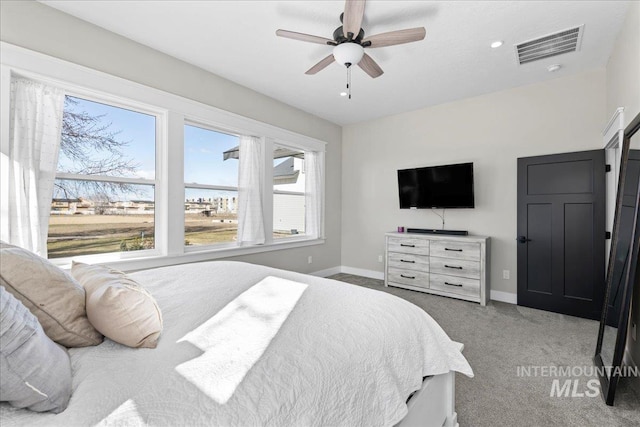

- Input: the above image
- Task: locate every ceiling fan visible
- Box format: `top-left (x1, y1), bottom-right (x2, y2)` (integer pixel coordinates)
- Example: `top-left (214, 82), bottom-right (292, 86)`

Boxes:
top-left (276, 0), bottom-right (426, 97)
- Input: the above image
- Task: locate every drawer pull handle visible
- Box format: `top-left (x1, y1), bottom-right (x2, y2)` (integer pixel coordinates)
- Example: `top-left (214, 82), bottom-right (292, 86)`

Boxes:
top-left (400, 274), bottom-right (415, 279)
top-left (444, 282), bottom-right (463, 287)
top-left (445, 248), bottom-right (463, 252)
top-left (400, 244), bottom-right (415, 248)
top-left (400, 259), bottom-right (415, 263)
top-left (444, 265), bottom-right (463, 269)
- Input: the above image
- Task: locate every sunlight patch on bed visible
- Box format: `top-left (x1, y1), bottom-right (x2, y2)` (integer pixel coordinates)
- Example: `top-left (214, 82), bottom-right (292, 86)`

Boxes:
top-left (176, 276), bottom-right (308, 404)
top-left (100, 399), bottom-right (144, 426)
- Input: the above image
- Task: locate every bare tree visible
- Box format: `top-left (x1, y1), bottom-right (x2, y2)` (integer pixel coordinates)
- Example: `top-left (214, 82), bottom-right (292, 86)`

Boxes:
top-left (54, 96), bottom-right (140, 201)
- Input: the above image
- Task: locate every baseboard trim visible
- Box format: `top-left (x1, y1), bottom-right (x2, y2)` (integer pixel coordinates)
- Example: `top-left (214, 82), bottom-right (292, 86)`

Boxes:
top-left (489, 290), bottom-right (518, 304)
top-left (623, 346), bottom-right (640, 393)
top-left (623, 346), bottom-right (636, 368)
top-left (309, 266), bottom-right (342, 277)
top-left (340, 266), bottom-right (385, 280)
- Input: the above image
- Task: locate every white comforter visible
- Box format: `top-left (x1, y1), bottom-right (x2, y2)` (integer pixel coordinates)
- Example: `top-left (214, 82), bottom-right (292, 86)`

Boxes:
top-left (1, 261), bottom-right (473, 426)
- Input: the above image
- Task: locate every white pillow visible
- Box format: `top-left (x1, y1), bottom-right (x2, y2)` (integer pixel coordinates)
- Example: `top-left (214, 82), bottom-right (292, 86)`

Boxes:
top-left (71, 262), bottom-right (163, 348)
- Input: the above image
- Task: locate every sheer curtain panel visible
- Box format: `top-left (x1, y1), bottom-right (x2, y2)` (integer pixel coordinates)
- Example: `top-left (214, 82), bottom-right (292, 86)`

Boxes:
top-left (8, 78), bottom-right (65, 256)
top-left (237, 135), bottom-right (265, 245)
top-left (305, 151), bottom-right (324, 239)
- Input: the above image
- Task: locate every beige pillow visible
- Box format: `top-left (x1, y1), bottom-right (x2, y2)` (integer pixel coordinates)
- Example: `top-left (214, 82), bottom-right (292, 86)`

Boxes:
top-left (72, 262), bottom-right (163, 348)
top-left (0, 243), bottom-right (103, 347)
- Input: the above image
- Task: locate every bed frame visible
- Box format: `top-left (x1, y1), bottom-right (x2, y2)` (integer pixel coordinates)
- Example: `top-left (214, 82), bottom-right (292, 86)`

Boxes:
top-left (396, 342), bottom-right (463, 427)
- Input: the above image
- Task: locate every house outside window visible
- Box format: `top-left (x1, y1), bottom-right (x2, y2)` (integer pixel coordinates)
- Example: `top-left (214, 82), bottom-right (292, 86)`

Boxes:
top-left (273, 145), bottom-right (306, 239)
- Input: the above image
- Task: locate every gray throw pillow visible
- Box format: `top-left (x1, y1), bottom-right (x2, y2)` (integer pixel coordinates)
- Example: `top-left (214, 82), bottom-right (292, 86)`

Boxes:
top-left (0, 286), bottom-right (72, 413)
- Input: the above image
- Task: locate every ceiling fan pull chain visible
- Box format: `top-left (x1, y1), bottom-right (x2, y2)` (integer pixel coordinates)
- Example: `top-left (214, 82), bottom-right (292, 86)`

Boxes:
top-left (347, 65), bottom-right (352, 99)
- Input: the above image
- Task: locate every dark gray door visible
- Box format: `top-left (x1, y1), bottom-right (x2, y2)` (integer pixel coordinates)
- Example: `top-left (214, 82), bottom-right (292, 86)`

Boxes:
top-left (517, 150), bottom-right (606, 319)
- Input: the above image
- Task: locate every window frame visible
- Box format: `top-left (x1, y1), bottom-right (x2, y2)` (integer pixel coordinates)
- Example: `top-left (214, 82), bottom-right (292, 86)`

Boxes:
top-left (0, 42), bottom-right (326, 271)
top-left (183, 120), bottom-right (240, 252)
top-left (49, 91), bottom-right (165, 261)
top-left (271, 142), bottom-right (309, 242)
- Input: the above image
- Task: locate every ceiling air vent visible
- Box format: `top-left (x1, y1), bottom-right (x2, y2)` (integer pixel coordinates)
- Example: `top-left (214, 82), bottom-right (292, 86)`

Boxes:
top-left (516, 25), bottom-right (583, 65)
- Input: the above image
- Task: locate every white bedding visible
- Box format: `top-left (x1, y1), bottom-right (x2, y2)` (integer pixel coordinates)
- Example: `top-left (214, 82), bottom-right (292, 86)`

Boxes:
top-left (0, 261), bottom-right (473, 426)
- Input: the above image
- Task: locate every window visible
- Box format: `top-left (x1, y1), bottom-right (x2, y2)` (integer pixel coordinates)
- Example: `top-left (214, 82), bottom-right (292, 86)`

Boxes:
top-left (273, 145), bottom-right (305, 239)
top-left (47, 96), bottom-right (157, 258)
top-left (2, 45), bottom-right (326, 270)
top-left (184, 124), bottom-right (239, 247)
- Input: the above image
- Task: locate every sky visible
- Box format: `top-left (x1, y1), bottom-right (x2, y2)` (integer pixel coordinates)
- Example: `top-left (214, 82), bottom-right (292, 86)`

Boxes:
top-left (58, 96), bottom-right (241, 200)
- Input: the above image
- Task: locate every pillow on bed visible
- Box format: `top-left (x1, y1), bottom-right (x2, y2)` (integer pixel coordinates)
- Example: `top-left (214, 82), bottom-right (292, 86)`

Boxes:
top-left (0, 242), bottom-right (103, 348)
top-left (72, 262), bottom-right (163, 348)
top-left (0, 286), bottom-right (72, 413)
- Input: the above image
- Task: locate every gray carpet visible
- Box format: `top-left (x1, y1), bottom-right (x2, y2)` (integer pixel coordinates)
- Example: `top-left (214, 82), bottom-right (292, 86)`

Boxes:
top-left (328, 273), bottom-right (640, 427)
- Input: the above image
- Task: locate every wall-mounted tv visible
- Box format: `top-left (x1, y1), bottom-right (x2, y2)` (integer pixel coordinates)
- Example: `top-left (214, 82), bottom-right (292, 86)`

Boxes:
top-left (397, 162), bottom-right (475, 209)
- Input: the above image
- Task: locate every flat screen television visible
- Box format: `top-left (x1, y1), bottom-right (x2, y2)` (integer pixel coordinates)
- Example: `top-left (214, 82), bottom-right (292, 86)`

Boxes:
top-left (397, 162), bottom-right (475, 209)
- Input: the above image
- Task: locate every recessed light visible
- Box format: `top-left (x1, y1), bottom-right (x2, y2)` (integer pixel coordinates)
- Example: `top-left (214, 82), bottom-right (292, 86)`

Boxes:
top-left (340, 92), bottom-right (348, 97)
top-left (547, 64), bottom-right (562, 72)
top-left (490, 40), bottom-right (503, 48)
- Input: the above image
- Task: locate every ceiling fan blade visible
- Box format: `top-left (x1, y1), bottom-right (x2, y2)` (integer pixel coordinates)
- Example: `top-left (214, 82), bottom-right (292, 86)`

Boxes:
top-left (358, 53), bottom-right (383, 78)
top-left (343, 0), bottom-right (366, 39)
top-left (363, 27), bottom-right (426, 48)
top-left (276, 29), bottom-right (334, 45)
top-left (305, 54), bottom-right (336, 75)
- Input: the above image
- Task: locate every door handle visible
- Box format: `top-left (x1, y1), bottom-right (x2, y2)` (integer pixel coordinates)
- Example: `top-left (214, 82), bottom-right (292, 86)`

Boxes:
top-left (517, 236), bottom-right (531, 244)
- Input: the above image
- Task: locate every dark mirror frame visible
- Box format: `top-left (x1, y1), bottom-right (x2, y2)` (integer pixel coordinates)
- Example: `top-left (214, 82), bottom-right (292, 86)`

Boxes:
top-left (594, 112), bottom-right (640, 405)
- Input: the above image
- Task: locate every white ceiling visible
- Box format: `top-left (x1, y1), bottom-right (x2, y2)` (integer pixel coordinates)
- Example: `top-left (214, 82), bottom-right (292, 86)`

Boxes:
top-left (41, 1), bottom-right (630, 125)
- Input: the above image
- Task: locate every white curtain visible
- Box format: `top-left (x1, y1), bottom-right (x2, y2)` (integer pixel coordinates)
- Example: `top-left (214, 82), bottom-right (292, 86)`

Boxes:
top-left (237, 135), bottom-right (265, 245)
top-left (8, 78), bottom-right (65, 256)
top-left (305, 150), bottom-right (324, 239)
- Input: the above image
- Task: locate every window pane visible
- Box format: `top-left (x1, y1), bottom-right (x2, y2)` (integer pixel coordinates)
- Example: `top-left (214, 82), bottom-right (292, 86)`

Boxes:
top-left (58, 96), bottom-right (156, 179)
top-left (48, 180), bottom-right (155, 258)
top-left (184, 125), bottom-right (239, 186)
top-left (185, 188), bottom-right (237, 246)
top-left (273, 146), bottom-right (305, 239)
top-left (184, 125), bottom-right (239, 247)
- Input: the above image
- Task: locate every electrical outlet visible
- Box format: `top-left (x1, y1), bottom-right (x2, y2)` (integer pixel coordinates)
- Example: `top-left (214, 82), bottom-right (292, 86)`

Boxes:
top-left (632, 322), bottom-right (637, 342)
top-left (378, 255), bottom-right (383, 263)
top-left (307, 256), bottom-right (312, 264)
top-left (502, 270), bottom-right (510, 280)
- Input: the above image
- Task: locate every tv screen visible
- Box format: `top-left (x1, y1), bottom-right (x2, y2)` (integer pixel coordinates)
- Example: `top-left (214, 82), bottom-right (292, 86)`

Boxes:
top-left (398, 162), bottom-right (475, 209)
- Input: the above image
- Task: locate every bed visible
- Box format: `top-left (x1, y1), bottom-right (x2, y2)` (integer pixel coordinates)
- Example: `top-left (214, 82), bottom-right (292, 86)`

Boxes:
top-left (0, 260), bottom-right (473, 426)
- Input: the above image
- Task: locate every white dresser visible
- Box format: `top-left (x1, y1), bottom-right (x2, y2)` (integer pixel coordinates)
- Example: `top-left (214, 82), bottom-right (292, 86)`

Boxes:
top-left (385, 232), bottom-right (490, 305)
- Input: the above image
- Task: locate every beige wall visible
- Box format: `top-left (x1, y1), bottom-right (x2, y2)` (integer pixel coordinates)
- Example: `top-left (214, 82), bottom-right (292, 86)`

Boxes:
top-left (0, 0), bottom-right (342, 274)
top-left (605, 1), bottom-right (640, 371)
top-left (342, 69), bottom-right (606, 297)
top-left (606, 1), bottom-right (640, 128)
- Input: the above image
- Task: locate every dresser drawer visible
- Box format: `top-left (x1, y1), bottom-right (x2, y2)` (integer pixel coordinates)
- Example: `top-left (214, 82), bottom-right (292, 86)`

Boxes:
top-left (430, 241), bottom-right (480, 261)
top-left (388, 237), bottom-right (430, 256)
top-left (430, 256), bottom-right (480, 279)
top-left (387, 267), bottom-right (429, 288)
top-left (430, 273), bottom-right (480, 298)
top-left (388, 252), bottom-right (429, 272)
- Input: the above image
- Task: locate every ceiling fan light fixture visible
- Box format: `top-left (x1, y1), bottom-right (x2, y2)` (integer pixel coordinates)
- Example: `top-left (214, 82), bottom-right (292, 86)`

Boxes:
top-left (333, 42), bottom-right (364, 67)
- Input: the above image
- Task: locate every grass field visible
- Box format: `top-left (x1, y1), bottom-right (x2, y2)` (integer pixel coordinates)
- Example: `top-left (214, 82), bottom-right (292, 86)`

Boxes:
top-left (48, 214), bottom-right (238, 258)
